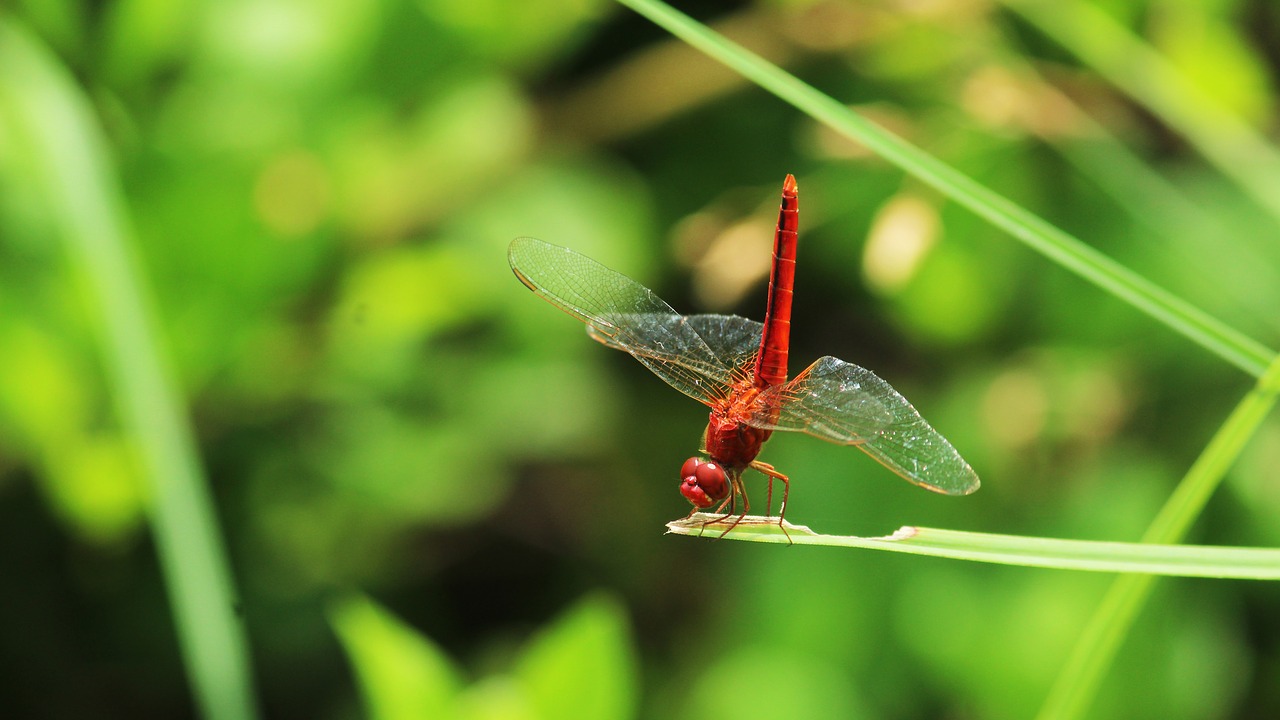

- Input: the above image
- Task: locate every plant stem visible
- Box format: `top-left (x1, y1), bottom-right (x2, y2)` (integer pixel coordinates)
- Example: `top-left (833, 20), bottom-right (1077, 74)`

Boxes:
top-left (1001, 0), bottom-right (1280, 228)
top-left (615, 0), bottom-right (1274, 377)
top-left (1035, 355), bottom-right (1280, 719)
top-left (667, 514), bottom-right (1280, 580)
top-left (0, 19), bottom-right (259, 720)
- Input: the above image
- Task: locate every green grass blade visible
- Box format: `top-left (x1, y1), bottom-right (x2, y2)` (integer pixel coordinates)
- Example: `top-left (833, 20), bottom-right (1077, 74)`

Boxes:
top-left (1035, 354), bottom-right (1280, 719)
top-left (1001, 0), bottom-right (1280, 227)
top-left (667, 515), bottom-right (1280, 580)
top-left (615, 0), bottom-right (1274, 377)
top-left (984, 39), bottom-right (1280, 335)
top-left (0, 19), bottom-right (259, 720)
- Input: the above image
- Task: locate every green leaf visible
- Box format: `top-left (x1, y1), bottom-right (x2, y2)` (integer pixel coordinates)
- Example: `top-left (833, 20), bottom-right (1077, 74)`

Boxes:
top-left (682, 646), bottom-right (869, 720)
top-left (329, 595), bottom-right (462, 720)
top-left (514, 594), bottom-right (638, 720)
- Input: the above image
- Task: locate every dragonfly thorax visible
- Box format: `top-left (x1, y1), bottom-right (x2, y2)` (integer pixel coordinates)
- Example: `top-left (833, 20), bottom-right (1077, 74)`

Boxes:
top-left (702, 411), bottom-right (772, 471)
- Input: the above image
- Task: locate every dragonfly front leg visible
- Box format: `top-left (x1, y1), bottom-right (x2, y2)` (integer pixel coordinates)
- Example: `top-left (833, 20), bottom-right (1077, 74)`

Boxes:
top-left (715, 470), bottom-right (748, 515)
top-left (707, 472), bottom-right (750, 538)
top-left (688, 489), bottom-right (732, 531)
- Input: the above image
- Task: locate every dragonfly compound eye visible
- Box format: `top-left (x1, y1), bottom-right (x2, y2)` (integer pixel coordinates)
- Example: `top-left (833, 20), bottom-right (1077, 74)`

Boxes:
top-left (679, 458), bottom-right (729, 508)
top-left (680, 456), bottom-right (700, 480)
top-left (694, 461), bottom-right (729, 501)
top-left (680, 476), bottom-right (715, 508)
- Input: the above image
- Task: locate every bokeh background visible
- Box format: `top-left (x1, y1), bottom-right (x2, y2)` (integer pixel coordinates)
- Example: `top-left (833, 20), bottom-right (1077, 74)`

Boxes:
top-left (2, 0), bottom-right (1279, 718)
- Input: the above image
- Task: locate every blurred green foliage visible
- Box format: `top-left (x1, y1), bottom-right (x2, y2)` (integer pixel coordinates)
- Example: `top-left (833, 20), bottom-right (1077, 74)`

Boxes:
top-left (1, 0), bottom-right (1279, 718)
top-left (331, 593), bottom-right (636, 720)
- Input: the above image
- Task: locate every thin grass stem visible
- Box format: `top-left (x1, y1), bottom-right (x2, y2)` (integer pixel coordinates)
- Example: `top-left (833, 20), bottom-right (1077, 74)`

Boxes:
top-left (1035, 355), bottom-right (1280, 719)
top-left (0, 19), bottom-right (258, 720)
top-left (615, 0), bottom-right (1274, 377)
top-left (668, 513), bottom-right (1280, 580)
top-left (1000, 0), bottom-right (1280, 228)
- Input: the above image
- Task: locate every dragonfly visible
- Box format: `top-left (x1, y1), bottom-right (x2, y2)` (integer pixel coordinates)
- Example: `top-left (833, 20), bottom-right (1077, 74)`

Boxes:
top-left (508, 175), bottom-right (978, 534)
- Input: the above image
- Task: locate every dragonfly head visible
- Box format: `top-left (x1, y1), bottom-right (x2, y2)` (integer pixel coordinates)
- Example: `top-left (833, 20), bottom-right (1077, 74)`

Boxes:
top-left (679, 457), bottom-right (729, 509)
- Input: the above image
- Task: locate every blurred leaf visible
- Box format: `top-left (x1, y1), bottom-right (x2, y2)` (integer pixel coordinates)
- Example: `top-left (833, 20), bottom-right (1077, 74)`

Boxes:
top-left (419, 0), bottom-right (608, 67)
top-left (330, 75), bottom-right (534, 238)
top-left (197, 0), bottom-right (384, 93)
top-left (892, 237), bottom-right (998, 345)
top-left (43, 434), bottom-right (144, 543)
top-left (1229, 417), bottom-right (1280, 545)
top-left (457, 677), bottom-right (535, 720)
top-left (319, 403), bottom-right (502, 525)
top-left (330, 594), bottom-right (462, 720)
top-left (1152, 3), bottom-right (1271, 124)
top-left (331, 594), bottom-right (636, 720)
top-left (0, 312), bottom-right (147, 543)
top-left (899, 567), bottom-right (1098, 718)
top-left (11, 0), bottom-right (80, 55)
top-left (328, 243), bottom-right (488, 382)
top-left (683, 645), bottom-right (867, 720)
top-left (514, 594), bottom-right (638, 720)
top-left (862, 15), bottom-right (972, 81)
top-left (464, 357), bottom-right (617, 458)
top-left (101, 0), bottom-right (199, 86)
top-left (0, 318), bottom-right (91, 446)
top-left (449, 160), bottom-right (655, 277)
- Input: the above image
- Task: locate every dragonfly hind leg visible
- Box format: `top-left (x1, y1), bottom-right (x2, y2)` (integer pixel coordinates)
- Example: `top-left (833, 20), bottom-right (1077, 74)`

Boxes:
top-left (749, 460), bottom-right (792, 542)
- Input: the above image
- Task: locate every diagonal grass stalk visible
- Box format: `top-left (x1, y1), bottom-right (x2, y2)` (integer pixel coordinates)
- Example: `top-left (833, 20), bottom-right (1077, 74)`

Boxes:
top-left (1035, 355), bottom-right (1280, 719)
top-left (0, 19), bottom-right (259, 720)
top-left (980, 29), bottom-right (1280, 335)
top-left (615, 0), bottom-right (1274, 378)
top-left (1000, 0), bottom-right (1280, 229)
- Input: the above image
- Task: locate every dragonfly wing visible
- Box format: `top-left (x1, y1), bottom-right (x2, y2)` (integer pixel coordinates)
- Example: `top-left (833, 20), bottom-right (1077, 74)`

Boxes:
top-left (588, 313), bottom-right (763, 389)
top-left (509, 237), bottom-right (736, 405)
top-left (755, 356), bottom-right (979, 495)
top-left (684, 315), bottom-right (763, 371)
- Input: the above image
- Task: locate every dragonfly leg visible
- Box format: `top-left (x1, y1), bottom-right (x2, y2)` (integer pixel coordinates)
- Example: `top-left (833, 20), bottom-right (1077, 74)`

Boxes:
top-left (697, 491), bottom-right (734, 538)
top-left (748, 461), bottom-right (791, 518)
top-left (713, 490), bottom-right (735, 516)
top-left (699, 471), bottom-right (750, 539)
top-left (749, 461), bottom-right (791, 543)
top-left (712, 473), bottom-right (750, 538)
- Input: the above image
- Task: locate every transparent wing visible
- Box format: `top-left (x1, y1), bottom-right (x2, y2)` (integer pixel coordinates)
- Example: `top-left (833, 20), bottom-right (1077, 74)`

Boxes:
top-left (684, 315), bottom-right (763, 370)
top-left (509, 237), bottom-right (741, 405)
top-left (753, 356), bottom-right (979, 495)
top-left (587, 314), bottom-right (763, 382)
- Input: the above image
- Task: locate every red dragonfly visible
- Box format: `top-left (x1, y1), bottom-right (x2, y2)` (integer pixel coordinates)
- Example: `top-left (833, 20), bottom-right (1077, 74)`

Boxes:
top-left (509, 175), bottom-right (978, 532)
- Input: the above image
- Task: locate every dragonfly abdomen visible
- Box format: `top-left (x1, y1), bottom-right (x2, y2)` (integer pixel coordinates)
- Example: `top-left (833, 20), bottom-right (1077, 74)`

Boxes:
top-left (754, 174), bottom-right (798, 390)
